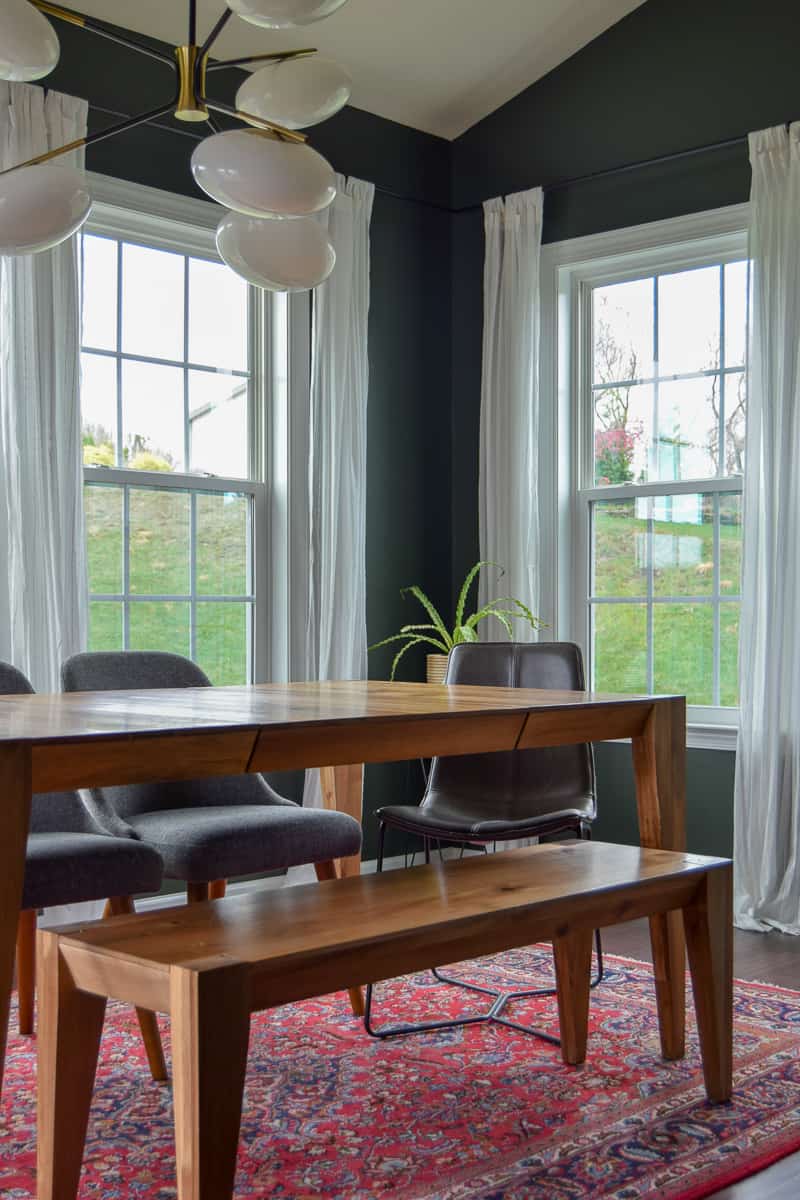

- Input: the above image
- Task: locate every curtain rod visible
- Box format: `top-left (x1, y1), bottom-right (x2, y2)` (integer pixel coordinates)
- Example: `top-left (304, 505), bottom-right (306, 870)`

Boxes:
top-left (375, 130), bottom-right (752, 215)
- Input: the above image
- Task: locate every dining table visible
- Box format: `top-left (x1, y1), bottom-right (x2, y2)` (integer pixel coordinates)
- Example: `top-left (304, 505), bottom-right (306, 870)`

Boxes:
top-left (0, 678), bottom-right (686, 1094)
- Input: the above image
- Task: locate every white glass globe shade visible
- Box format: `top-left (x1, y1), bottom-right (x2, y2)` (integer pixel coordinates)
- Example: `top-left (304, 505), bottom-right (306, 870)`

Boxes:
top-left (191, 130), bottom-right (336, 218)
top-left (0, 163), bottom-right (91, 254)
top-left (226, 0), bottom-right (350, 29)
top-left (0, 0), bottom-right (60, 82)
top-left (217, 210), bottom-right (335, 292)
top-left (236, 57), bottom-right (351, 130)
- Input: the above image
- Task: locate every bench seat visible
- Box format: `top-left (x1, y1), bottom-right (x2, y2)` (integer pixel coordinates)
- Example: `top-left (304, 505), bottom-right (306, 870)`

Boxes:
top-left (37, 840), bottom-right (733, 1200)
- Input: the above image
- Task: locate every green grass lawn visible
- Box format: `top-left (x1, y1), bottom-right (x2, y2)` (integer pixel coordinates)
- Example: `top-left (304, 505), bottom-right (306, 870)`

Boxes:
top-left (85, 486), bottom-right (740, 704)
top-left (85, 482), bottom-right (251, 685)
top-left (592, 507), bottom-right (740, 705)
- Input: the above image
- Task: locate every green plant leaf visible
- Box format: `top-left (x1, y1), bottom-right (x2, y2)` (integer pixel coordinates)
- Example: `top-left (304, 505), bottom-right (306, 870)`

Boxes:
top-left (454, 560), bottom-right (502, 630)
top-left (389, 637), bottom-right (426, 681)
top-left (369, 631), bottom-right (449, 655)
top-left (491, 596), bottom-right (546, 631)
top-left (454, 623), bottom-right (478, 643)
top-left (401, 585), bottom-right (452, 649)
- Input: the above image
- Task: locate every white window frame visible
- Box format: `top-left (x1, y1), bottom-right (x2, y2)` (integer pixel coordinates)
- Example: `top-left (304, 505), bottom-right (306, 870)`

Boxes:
top-left (539, 203), bottom-right (749, 750)
top-left (81, 172), bottom-right (297, 684)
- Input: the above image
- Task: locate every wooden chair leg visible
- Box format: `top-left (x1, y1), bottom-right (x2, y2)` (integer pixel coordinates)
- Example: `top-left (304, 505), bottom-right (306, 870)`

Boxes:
top-left (314, 860), bottom-right (365, 1016)
top-left (683, 867), bottom-right (733, 1103)
top-left (37, 929), bottom-right (107, 1200)
top-left (208, 880), bottom-right (227, 900)
top-left (105, 896), bottom-right (168, 1083)
top-left (552, 927), bottom-right (594, 1065)
top-left (170, 964), bottom-right (250, 1200)
top-left (187, 882), bottom-right (210, 904)
top-left (16, 908), bottom-right (36, 1035)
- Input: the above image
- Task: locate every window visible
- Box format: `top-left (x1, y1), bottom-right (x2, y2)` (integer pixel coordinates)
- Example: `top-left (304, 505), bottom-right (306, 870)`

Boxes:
top-left (543, 208), bottom-right (750, 739)
top-left (79, 194), bottom-right (283, 685)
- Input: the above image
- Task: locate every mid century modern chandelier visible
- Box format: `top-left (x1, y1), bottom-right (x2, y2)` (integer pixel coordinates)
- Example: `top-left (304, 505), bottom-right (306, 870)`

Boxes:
top-left (0, 0), bottom-right (354, 290)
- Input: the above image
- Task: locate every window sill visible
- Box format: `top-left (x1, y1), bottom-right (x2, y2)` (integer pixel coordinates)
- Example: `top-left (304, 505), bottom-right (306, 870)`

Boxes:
top-left (609, 723), bottom-right (738, 752)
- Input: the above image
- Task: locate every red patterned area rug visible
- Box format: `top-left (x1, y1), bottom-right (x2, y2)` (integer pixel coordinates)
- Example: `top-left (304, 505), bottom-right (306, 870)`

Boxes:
top-left (3, 948), bottom-right (800, 1199)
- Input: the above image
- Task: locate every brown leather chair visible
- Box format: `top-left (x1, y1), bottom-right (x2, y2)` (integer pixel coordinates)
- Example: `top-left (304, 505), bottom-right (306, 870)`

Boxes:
top-left (365, 641), bottom-right (603, 1041)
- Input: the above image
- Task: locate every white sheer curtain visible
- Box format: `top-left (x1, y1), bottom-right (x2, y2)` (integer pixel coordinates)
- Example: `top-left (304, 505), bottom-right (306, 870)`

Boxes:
top-left (0, 82), bottom-right (88, 693)
top-left (734, 123), bottom-right (800, 934)
top-left (479, 187), bottom-right (543, 629)
top-left (298, 176), bottom-right (374, 814)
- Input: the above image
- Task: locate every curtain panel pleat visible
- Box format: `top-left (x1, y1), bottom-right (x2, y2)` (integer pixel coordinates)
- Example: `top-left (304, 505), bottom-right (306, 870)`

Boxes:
top-left (479, 188), bottom-right (543, 632)
top-left (0, 82), bottom-right (88, 693)
top-left (734, 123), bottom-right (800, 934)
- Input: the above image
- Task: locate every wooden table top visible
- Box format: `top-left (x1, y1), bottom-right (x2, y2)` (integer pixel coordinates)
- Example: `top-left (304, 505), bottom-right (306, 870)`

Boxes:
top-left (0, 679), bottom-right (674, 746)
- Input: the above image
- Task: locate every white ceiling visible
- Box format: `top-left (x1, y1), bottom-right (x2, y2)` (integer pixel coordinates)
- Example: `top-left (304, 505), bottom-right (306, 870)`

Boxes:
top-left (66, 0), bottom-right (646, 140)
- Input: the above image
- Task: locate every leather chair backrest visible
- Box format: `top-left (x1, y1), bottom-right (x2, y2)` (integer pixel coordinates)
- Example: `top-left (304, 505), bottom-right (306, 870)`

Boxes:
top-left (423, 642), bottom-right (597, 826)
top-left (0, 661), bottom-right (95, 834)
top-left (60, 651), bottom-right (284, 821)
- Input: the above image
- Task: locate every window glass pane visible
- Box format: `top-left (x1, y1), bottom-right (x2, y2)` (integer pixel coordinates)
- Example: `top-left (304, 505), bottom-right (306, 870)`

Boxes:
top-left (724, 261), bottom-right (748, 368)
top-left (122, 360), bottom-right (184, 471)
top-left (592, 603), bottom-right (648, 693)
top-left (719, 494), bottom-right (742, 595)
top-left (658, 266), bottom-right (720, 376)
top-left (652, 494), bottom-right (713, 597)
top-left (188, 258), bottom-right (247, 371)
top-left (121, 242), bottom-right (184, 362)
top-left (196, 602), bottom-right (248, 685)
top-left (85, 484), bottom-right (123, 594)
top-left (724, 371), bottom-right (746, 476)
top-left (593, 383), bottom-right (651, 485)
top-left (593, 278), bottom-right (653, 384)
top-left (129, 601), bottom-right (190, 656)
top-left (592, 499), bottom-right (647, 598)
top-left (88, 601), bottom-right (123, 652)
top-left (656, 377), bottom-right (719, 480)
top-left (653, 603), bottom-right (713, 705)
top-left (197, 492), bottom-right (248, 596)
top-left (129, 488), bottom-right (190, 595)
top-left (189, 371), bottom-right (248, 477)
top-left (720, 602), bottom-right (740, 706)
top-left (81, 352), bottom-right (118, 467)
top-left (82, 234), bottom-right (117, 351)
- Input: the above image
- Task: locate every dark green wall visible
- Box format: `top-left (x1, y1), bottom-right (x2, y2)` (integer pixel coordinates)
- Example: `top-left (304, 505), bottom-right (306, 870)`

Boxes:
top-left (448, 0), bottom-right (800, 857)
top-left (47, 20), bottom-right (453, 858)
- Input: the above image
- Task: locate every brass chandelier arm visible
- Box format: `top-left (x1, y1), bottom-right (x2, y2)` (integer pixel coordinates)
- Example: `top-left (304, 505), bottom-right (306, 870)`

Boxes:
top-left (0, 99), bottom-right (178, 176)
top-left (30, 0), bottom-right (176, 66)
top-left (205, 98), bottom-right (308, 143)
top-left (206, 48), bottom-right (317, 72)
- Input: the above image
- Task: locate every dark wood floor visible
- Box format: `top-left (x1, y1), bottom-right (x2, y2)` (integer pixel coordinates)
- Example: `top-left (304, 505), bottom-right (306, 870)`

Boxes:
top-left (603, 920), bottom-right (800, 1199)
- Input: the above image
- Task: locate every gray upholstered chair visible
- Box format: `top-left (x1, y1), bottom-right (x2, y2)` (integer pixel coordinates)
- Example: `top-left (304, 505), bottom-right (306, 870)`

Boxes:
top-left (365, 641), bottom-right (603, 1040)
top-left (60, 652), bottom-right (362, 905)
top-left (0, 662), bottom-right (167, 1081)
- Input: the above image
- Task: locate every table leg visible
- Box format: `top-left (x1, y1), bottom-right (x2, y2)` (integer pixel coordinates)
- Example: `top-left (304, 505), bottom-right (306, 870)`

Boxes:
top-left (170, 964), bottom-right (250, 1200)
top-left (683, 866), bottom-right (733, 1103)
top-left (37, 930), bottom-right (107, 1200)
top-left (0, 742), bottom-right (32, 1098)
top-left (320, 762), bottom-right (364, 878)
top-left (632, 697), bottom-right (687, 1060)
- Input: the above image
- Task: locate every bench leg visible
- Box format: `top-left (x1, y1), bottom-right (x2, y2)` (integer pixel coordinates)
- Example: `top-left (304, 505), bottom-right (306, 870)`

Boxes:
top-left (683, 867), bottom-right (733, 1103)
top-left (106, 896), bottom-right (168, 1083)
top-left (170, 964), bottom-right (251, 1200)
top-left (37, 930), bottom-right (107, 1200)
top-left (648, 911), bottom-right (687, 1060)
top-left (552, 928), bottom-right (594, 1065)
top-left (314, 859), bottom-right (365, 1017)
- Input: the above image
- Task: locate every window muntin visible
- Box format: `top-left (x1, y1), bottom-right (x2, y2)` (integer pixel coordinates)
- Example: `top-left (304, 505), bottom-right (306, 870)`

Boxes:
top-left (581, 256), bottom-right (747, 711)
top-left (80, 223), bottom-right (270, 685)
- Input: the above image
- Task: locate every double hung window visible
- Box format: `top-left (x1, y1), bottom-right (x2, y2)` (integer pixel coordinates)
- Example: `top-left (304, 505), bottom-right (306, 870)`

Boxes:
top-left (79, 193), bottom-right (287, 684)
top-left (554, 215), bottom-right (750, 732)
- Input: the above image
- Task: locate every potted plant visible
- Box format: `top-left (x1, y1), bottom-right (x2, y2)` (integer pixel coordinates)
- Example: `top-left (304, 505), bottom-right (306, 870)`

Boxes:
top-left (370, 561), bottom-right (545, 683)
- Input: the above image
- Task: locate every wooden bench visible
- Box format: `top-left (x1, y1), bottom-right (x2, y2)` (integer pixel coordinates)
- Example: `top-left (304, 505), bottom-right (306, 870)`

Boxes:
top-left (37, 840), bottom-right (733, 1200)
